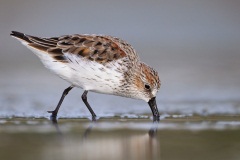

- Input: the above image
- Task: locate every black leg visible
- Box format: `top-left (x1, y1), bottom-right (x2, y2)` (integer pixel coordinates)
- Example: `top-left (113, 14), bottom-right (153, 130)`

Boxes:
top-left (81, 90), bottom-right (97, 121)
top-left (48, 86), bottom-right (74, 119)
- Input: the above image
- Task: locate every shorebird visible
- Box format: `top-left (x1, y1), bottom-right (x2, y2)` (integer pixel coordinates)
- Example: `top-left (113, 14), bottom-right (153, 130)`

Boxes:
top-left (11, 31), bottom-right (161, 121)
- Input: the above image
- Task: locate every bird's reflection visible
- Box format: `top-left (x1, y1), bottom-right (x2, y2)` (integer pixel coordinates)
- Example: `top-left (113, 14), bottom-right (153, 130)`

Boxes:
top-left (50, 118), bottom-right (96, 139)
top-left (48, 118), bottom-right (160, 160)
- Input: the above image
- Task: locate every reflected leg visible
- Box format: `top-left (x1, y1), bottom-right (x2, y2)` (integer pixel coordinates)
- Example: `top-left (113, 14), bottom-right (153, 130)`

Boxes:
top-left (149, 121), bottom-right (158, 138)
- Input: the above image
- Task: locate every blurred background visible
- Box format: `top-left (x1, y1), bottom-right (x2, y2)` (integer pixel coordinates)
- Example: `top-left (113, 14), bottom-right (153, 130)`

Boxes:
top-left (0, 0), bottom-right (240, 117)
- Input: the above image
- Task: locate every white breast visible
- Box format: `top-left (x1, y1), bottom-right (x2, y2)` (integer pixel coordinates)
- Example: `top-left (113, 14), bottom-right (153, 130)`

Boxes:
top-left (65, 54), bottom-right (124, 94)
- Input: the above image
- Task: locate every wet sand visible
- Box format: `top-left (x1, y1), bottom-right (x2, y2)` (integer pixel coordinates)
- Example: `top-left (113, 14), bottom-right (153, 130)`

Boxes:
top-left (0, 117), bottom-right (240, 160)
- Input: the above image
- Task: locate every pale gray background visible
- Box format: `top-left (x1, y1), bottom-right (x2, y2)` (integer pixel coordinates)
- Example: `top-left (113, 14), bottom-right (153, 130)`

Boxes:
top-left (0, 0), bottom-right (240, 117)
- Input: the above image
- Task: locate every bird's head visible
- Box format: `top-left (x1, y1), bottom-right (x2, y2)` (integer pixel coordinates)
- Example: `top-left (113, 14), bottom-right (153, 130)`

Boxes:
top-left (130, 63), bottom-right (161, 120)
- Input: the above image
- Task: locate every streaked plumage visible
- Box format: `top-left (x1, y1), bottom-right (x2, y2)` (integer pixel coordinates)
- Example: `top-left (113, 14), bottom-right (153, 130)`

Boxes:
top-left (11, 31), bottom-right (161, 121)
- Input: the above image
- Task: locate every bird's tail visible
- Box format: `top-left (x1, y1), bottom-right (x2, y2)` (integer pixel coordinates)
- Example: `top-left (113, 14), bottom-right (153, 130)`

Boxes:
top-left (10, 31), bottom-right (32, 43)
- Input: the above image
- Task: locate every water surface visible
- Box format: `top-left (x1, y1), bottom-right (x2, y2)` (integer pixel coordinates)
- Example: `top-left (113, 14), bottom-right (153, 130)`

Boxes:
top-left (0, 117), bottom-right (240, 160)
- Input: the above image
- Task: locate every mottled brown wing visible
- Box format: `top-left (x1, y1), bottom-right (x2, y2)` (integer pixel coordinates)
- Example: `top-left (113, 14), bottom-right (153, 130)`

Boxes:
top-left (11, 31), bottom-right (139, 64)
top-left (23, 33), bottom-right (137, 64)
top-left (56, 35), bottom-right (129, 64)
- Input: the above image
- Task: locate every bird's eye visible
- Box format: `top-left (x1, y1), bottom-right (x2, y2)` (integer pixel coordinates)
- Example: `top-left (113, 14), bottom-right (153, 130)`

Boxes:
top-left (145, 84), bottom-right (151, 90)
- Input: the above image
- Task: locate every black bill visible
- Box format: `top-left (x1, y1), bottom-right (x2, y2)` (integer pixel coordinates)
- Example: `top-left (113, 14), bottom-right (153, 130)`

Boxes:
top-left (148, 97), bottom-right (160, 121)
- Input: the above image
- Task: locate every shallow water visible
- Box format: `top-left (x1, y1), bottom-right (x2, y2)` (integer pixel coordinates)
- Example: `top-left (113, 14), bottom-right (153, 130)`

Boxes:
top-left (0, 117), bottom-right (240, 160)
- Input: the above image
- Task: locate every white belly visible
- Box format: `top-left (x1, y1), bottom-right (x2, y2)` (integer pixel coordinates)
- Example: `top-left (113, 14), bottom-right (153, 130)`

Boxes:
top-left (28, 47), bottom-right (123, 95)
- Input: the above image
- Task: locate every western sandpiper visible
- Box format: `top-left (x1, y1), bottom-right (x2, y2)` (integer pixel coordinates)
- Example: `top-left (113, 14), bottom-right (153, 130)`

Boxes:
top-left (11, 31), bottom-right (161, 121)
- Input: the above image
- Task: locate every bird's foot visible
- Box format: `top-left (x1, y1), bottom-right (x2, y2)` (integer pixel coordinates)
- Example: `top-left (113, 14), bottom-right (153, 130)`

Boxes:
top-left (153, 115), bottom-right (160, 122)
top-left (47, 110), bottom-right (58, 122)
top-left (91, 116), bottom-right (97, 122)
